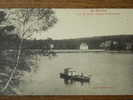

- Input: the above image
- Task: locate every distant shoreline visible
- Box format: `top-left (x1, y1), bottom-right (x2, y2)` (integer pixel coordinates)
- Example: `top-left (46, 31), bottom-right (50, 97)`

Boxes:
top-left (52, 49), bottom-right (104, 53)
top-left (4, 49), bottom-right (133, 54)
top-left (52, 49), bottom-right (133, 54)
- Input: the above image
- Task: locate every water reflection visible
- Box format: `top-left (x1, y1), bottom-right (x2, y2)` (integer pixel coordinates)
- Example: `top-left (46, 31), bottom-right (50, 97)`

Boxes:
top-left (48, 54), bottom-right (57, 59)
top-left (19, 53), bottom-right (133, 95)
top-left (62, 78), bottom-right (90, 86)
top-left (64, 79), bottom-right (74, 85)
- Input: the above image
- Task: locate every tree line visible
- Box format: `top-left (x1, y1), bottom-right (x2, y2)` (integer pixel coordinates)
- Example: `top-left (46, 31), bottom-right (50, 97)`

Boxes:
top-left (1, 34), bottom-right (133, 51)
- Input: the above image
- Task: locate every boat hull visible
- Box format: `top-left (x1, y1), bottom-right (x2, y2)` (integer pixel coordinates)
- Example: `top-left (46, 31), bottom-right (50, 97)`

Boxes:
top-left (60, 73), bottom-right (90, 82)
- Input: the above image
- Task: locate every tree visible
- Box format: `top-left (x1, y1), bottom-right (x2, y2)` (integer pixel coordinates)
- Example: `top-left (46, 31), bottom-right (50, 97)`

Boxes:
top-left (1, 8), bottom-right (57, 92)
top-left (0, 11), bottom-right (15, 40)
top-left (0, 11), bottom-right (19, 94)
top-left (0, 11), bottom-right (6, 24)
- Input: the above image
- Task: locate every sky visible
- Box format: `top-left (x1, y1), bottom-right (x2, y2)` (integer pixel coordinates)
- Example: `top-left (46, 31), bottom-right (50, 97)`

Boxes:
top-left (33, 9), bottom-right (133, 40)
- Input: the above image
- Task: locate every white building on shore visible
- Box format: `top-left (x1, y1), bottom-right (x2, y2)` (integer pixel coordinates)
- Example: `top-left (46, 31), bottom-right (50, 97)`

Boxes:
top-left (80, 43), bottom-right (88, 50)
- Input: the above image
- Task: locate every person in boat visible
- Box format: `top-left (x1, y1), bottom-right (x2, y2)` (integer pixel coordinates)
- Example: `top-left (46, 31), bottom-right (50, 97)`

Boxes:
top-left (64, 68), bottom-right (77, 77)
top-left (64, 68), bottom-right (72, 75)
top-left (69, 71), bottom-right (76, 76)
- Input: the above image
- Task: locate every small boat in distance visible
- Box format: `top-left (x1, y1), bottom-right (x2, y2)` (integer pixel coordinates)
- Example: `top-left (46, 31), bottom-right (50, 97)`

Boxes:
top-left (60, 68), bottom-right (91, 82)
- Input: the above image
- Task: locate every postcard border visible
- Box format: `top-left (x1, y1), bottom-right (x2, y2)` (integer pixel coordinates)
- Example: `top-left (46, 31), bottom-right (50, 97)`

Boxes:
top-left (0, 0), bottom-right (133, 100)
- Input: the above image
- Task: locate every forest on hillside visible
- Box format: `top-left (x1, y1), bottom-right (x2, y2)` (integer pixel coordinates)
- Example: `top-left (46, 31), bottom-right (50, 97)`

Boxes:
top-left (2, 34), bottom-right (133, 51)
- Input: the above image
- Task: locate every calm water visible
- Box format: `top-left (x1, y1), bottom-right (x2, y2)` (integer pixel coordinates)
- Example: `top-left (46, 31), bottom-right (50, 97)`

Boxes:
top-left (18, 52), bottom-right (133, 95)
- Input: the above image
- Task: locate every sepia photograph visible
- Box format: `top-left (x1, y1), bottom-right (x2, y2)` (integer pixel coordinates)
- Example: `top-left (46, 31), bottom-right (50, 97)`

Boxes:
top-left (0, 8), bottom-right (133, 95)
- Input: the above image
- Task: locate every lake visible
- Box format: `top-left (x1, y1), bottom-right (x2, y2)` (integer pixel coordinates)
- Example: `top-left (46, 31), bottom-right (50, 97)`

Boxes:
top-left (18, 52), bottom-right (133, 95)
